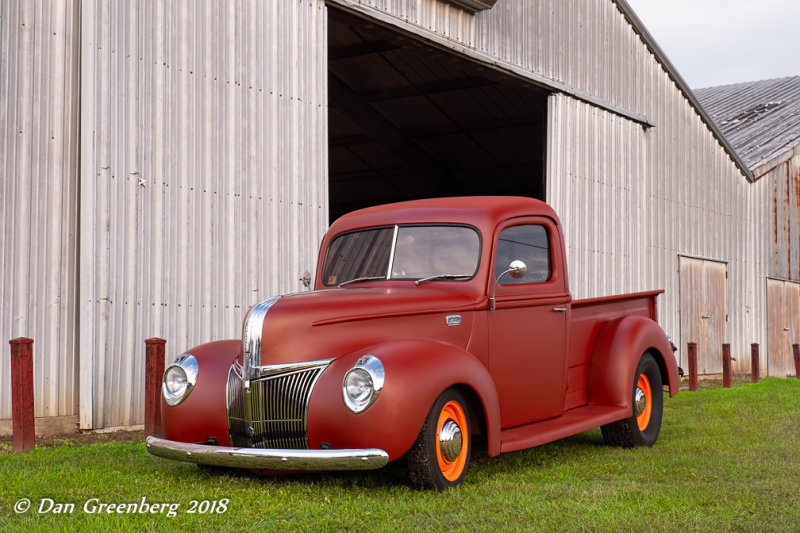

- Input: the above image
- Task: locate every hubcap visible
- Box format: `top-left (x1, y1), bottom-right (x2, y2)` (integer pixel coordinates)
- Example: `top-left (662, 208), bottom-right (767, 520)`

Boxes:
top-left (634, 387), bottom-right (647, 416)
top-left (439, 419), bottom-right (463, 462)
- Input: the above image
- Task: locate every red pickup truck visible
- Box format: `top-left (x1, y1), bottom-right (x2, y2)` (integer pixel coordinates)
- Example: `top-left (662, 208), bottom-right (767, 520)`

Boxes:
top-left (147, 196), bottom-right (680, 489)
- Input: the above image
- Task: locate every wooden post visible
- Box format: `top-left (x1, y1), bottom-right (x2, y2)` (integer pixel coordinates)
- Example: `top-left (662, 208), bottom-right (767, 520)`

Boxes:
top-left (688, 342), bottom-right (698, 391)
top-left (145, 338), bottom-right (166, 437)
top-left (750, 343), bottom-right (759, 384)
top-left (10, 338), bottom-right (35, 452)
top-left (793, 344), bottom-right (800, 380)
top-left (722, 343), bottom-right (732, 388)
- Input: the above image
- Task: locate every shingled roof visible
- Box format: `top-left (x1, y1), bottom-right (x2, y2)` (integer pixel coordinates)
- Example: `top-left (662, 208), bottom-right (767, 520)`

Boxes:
top-left (695, 76), bottom-right (800, 174)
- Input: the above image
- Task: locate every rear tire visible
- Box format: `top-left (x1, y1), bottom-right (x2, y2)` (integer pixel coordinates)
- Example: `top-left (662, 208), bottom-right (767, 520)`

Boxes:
top-left (601, 352), bottom-right (663, 448)
top-left (407, 389), bottom-right (471, 490)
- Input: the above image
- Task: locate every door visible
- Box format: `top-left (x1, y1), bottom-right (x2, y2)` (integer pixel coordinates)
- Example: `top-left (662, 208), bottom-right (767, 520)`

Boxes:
top-left (767, 279), bottom-right (800, 376)
top-left (488, 218), bottom-right (569, 428)
top-left (679, 257), bottom-right (728, 374)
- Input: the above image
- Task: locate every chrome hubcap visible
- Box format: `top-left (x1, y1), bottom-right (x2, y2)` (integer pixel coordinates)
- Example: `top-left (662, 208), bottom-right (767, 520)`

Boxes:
top-left (634, 387), bottom-right (647, 416)
top-left (439, 419), bottom-right (463, 462)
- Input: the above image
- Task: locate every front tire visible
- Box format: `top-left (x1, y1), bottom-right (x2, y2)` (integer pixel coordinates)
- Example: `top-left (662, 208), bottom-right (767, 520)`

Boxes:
top-left (601, 352), bottom-right (663, 448)
top-left (407, 389), bottom-right (472, 490)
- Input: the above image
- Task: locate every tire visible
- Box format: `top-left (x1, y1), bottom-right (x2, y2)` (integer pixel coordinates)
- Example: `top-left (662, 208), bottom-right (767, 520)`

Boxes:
top-left (601, 352), bottom-right (663, 448)
top-left (407, 389), bottom-right (472, 490)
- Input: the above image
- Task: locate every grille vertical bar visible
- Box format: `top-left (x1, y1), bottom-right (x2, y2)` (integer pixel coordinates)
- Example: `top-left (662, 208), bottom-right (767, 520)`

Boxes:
top-left (226, 361), bottom-right (329, 449)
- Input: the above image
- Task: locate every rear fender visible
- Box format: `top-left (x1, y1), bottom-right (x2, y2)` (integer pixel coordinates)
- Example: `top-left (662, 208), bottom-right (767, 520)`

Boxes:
top-left (307, 339), bottom-right (501, 461)
top-left (587, 315), bottom-right (679, 409)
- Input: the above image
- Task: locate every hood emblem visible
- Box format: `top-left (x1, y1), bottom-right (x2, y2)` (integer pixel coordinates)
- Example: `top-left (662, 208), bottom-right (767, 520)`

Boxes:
top-left (446, 315), bottom-right (462, 327)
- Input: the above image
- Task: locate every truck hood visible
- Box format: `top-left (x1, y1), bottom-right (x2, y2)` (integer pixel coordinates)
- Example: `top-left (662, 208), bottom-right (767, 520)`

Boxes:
top-left (252, 285), bottom-right (482, 366)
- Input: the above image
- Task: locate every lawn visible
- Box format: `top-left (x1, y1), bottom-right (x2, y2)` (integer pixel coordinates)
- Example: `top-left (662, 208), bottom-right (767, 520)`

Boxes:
top-left (1, 379), bottom-right (799, 532)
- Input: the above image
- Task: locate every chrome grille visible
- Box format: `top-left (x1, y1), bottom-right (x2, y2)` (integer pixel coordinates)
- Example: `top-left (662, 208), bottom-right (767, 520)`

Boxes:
top-left (226, 360), bottom-right (330, 449)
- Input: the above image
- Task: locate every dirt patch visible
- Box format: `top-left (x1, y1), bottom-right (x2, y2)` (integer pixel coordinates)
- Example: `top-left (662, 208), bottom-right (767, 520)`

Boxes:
top-left (0, 429), bottom-right (144, 454)
top-left (679, 376), bottom-right (758, 391)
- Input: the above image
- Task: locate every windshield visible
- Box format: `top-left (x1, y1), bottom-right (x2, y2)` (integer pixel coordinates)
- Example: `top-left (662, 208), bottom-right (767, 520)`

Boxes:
top-left (322, 225), bottom-right (481, 287)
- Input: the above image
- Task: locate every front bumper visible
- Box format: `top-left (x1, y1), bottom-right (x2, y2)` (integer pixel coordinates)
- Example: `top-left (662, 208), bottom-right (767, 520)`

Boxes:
top-left (146, 436), bottom-right (389, 471)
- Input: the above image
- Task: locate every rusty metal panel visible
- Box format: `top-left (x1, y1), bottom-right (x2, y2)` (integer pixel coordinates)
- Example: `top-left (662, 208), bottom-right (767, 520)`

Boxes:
top-left (0, 0), bottom-right (81, 420)
top-left (703, 260), bottom-right (728, 375)
top-left (679, 258), bottom-right (703, 369)
top-left (679, 257), bottom-right (727, 375)
top-left (80, 0), bottom-right (329, 428)
top-left (766, 153), bottom-right (800, 282)
top-left (767, 279), bottom-right (800, 377)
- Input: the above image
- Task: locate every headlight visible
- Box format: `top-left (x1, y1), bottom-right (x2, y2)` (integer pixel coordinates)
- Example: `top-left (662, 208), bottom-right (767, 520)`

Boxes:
top-left (162, 353), bottom-right (199, 407)
top-left (342, 355), bottom-right (384, 413)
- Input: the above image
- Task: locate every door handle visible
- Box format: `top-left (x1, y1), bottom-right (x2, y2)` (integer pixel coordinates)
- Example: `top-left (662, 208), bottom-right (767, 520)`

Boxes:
top-left (701, 315), bottom-right (711, 319)
top-left (784, 327), bottom-right (791, 331)
top-left (553, 307), bottom-right (567, 312)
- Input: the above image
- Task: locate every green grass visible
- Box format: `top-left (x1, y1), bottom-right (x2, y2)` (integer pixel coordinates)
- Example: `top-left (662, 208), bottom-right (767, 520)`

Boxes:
top-left (2, 379), bottom-right (799, 532)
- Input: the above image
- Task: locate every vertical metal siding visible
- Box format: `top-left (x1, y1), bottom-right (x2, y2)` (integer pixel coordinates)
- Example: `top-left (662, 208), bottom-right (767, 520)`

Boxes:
top-left (2, 0), bottom-right (779, 425)
top-left (0, 1), bottom-right (81, 420)
top-left (767, 279), bottom-right (800, 376)
top-left (766, 152), bottom-right (800, 282)
top-left (82, 0), bottom-right (328, 428)
top-left (335, 0), bottom-right (659, 119)
top-left (546, 93), bottom-right (646, 302)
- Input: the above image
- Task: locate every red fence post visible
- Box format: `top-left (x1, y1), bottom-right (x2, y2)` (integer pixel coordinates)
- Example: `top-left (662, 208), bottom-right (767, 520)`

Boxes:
top-left (10, 338), bottom-right (35, 452)
top-left (751, 343), bottom-right (759, 384)
top-left (145, 338), bottom-right (166, 437)
top-left (722, 343), bottom-right (732, 388)
top-left (794, 344), bottom-right (800, 380)
top-left (687, 342), bottom-right (698, 391)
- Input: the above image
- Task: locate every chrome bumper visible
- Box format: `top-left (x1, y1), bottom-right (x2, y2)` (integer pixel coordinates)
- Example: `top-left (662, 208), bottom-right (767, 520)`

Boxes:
top-left (145, 436), bottom-right (389, 471)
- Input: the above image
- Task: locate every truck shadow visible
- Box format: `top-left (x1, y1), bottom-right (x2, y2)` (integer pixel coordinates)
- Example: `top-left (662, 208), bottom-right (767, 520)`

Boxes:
top-left (189, 430), bottom-right (609, 490)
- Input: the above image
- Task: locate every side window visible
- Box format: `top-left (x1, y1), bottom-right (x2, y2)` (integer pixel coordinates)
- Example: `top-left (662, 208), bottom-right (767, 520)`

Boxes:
top-left (495, 225), bottom-right (551, 284)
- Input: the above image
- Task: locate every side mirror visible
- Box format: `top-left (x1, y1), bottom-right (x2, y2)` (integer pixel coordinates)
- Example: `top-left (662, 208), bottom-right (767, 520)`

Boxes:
top-left (490, 260), bottom-right (527, 310)
top-left (299, 271), bottom-right (312, 291)
top-left (507, 260), bottom-right (527, 279)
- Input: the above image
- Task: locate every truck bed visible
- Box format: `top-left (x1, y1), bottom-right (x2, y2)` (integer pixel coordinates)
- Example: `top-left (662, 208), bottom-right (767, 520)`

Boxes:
top-left (564, 290), bottom-right (662, 410)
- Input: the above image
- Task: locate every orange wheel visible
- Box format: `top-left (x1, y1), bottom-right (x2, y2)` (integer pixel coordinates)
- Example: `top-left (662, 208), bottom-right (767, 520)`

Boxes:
top-left (408, 389), bottom-right (472, 490)
top-left (435, 400), bottom-right (469, 481)
top-left (635, 373), bottom-right (652, 431)
top-left (601, 352), bottom-right (663, 448)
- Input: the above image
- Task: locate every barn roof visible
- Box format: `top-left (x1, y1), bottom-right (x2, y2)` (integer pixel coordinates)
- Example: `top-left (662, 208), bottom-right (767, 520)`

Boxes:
top-left (695, 76), bottom-right (800, 174)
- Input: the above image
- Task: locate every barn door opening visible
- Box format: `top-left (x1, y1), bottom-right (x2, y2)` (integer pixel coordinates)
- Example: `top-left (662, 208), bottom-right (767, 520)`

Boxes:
top-left (767, 278), bottom-right (800, 377)
top-left (679, 257), bottom-right (728, 374)
top-left (327, 7), bottom-right (549, 222)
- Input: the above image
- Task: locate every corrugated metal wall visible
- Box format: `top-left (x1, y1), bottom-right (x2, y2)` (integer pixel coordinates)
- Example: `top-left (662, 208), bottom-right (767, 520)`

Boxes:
top-left (2, 0), bottom-right (785, 427)
top-left (80, 0), bottom-right (329, 428)
top-left (334, 0), bottom-right (656, 123)
top-left (336, 0), bottom-right (771, 373)
top-left (1, 0), bottom-right (81, 420)
top-left (765, 151), bottom-right (800, 282)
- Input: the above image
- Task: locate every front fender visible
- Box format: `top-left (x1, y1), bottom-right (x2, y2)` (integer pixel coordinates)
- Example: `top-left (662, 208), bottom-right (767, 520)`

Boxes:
top-left (307, 339), bottom-right (501, 461)
top-left (587, 316), bottom-right (680, 409)
top-left (160, 339), bottom-right (242, 446)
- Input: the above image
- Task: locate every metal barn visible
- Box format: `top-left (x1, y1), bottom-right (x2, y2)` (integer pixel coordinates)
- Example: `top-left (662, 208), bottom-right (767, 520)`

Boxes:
top-left (0, 0), bottom-right (786, 432)
top-left (697, 76), bottom-right (800, 377)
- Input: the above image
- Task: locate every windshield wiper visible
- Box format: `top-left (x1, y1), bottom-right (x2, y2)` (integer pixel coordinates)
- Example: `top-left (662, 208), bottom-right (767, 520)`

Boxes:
top-left (338, 275), bottom-right (386, 288)
top-left (414, 274), bottom-right (471, 286)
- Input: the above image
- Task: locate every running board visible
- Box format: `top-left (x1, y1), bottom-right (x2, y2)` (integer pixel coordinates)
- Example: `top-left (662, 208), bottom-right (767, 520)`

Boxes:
top-left (500, 405), bottom-right (631, 454)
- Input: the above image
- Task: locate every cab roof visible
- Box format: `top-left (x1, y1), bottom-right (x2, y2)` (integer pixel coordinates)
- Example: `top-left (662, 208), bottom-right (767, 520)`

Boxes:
top-left (327, 196), bottom-right (560, 236)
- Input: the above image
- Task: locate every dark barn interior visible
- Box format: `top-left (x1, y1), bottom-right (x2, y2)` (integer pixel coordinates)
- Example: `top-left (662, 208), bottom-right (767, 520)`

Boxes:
top-left (327, 8), bottom-right (550, 221)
